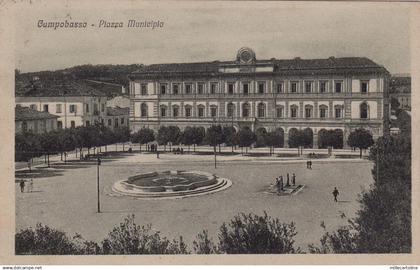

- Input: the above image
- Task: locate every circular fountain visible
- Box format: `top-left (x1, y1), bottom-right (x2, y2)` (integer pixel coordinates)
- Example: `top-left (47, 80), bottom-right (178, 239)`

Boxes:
top-left (112, 170), bottom-right (232, 199)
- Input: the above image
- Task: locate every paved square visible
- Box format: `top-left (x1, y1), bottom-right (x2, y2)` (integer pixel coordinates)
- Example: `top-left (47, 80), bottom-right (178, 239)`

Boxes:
top-left (16, 153), bottom-right (373, 251)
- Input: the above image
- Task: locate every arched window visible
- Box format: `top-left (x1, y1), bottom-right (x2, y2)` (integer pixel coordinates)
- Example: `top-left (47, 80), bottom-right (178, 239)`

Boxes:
top-left (305, 105), bottom-right (313, 118)
top-left (242, 102), bottom-right (250, 117)
top-left (360, 102), bottom-right (369, 119)
top-left (227, 103), bottom-right (235, 117)
top-left (140, 103), bottom-right (148, 117)
top-left (160, 105), bottom-right (167, 117)
top-left (319, 105), bottom-right (328, 119)
top-left (257, 103), bottom-right (266, 118)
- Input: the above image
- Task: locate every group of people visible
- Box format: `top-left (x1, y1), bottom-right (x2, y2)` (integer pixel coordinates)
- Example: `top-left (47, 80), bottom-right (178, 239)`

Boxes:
top-left (274, 173), bottom-right (296, 193)
top-left (306, 160), bottom-right (313, 169)
top-left (19, 179), bottom-right (34, 193)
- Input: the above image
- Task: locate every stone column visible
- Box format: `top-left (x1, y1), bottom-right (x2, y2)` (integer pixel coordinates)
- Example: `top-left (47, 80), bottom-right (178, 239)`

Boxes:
top-left (284, 128), bottom-right (289, 148)
top-left (313, 129), bottom-right (319, 149)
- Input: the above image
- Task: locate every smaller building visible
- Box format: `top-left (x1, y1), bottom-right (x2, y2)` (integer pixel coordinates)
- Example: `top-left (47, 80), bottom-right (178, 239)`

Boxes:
top-left (104, 106), bottom-right (130, 130)
top-left (15, 105), bottom-right (59, 134)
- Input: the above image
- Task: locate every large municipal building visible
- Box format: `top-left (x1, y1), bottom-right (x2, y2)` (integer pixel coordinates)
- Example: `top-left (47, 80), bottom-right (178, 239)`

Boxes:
top-left (128, 47), bottom-right (390, 148)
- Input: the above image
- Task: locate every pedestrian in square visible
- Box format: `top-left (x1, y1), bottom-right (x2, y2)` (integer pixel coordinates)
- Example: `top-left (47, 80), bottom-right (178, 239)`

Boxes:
top-left (332, 187), bottom-right (339, 202)
top-left (286, 173), bottom-right (290, 186)
top-left (292, 173), bottom-right (296, 186)
top-left (29, 179), bottom-right (34, 193)
top-left (19, 180), bottom-right (25, 193)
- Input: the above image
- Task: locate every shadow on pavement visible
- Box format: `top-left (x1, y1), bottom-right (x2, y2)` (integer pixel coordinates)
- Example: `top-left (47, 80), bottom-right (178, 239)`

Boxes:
top-left (15, 168), bottom-right (65, 179)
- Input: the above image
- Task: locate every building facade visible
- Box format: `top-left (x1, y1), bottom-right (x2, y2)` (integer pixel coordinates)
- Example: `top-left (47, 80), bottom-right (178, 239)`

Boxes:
top-left (15, 105), bottom-right (59, 134)
top-left (16, 82), bottom-right (108, 129)
top-left (389, 75), bottom-right (411, 110)
top-left (104, 106), bottom-right (130, 130)
top-left (128, 48), bottom-right (390, 148)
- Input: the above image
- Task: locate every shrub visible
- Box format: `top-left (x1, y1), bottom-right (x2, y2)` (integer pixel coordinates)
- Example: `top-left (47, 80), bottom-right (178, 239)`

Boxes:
top-left (101, 214), bottom-right (189, 254)
top-left (217, 212), bottom-right (300, 254)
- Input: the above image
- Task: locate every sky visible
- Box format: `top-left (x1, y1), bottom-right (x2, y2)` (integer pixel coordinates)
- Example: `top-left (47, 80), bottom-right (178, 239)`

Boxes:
top-left (14, 1), bottom-right (411, 74)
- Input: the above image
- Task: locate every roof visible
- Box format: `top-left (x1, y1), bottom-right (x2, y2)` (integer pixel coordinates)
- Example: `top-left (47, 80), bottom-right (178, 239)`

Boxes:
top-left (16, 81), bottom-right (107, 97)
top-left (15, 105), bottom-right (59, 121)
top-left (84, 80), bottom-right (124, 97)
top-left (106, 106), bottom-right (129, 116)
top-left (131, 57), bottom-right (387, 76)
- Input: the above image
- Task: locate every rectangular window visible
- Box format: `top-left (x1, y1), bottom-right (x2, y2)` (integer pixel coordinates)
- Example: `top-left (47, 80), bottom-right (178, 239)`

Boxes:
top-left (210, 107), bottom-right (217, 117)
top-left (185, 84), bottom-right (192, 94)
top-left (71, 121), bottom-right (76, 128)
top-left (185, 107), bottom-right (192, 117)
top-left (291, 82), bottom-right (298, 93)
top-left (305, 108), bottom-right (312, 118)
top-left (258, 82), bottom-right (265, 94)
top-left (85, 104), bottom-right (89, 113)
top-left (335, 108), bottom-right (342, 118)
top-left (197, 83), bottom-right (205, 95)
top-left (141, 84), bottom-right (148, 95)
top-left (305, 82), bottom-right (313, 93)
top-left (198, 107), bottom-right (204, 117)
top-left (121, 118), bottom-right (124, 124)
top-left (291, 108), bottom-right (297, 118)
top-left (361, 81), bottom-right (369, 93)
top-left (56, 104), bottom-right (62, 113)
top-left (173, 107), bottom-right (179, 117)
top-left (335, 81), bottom-right (342, 93)
top-left (228, 83), bottom-right (235, 95)
top-left (210, 83), bottom-right (217, 94)
top-left (86, 120), bottom-right (90, 126)
top-left (30, 104), bottom-right (37, 110)
top-left (172, 84), bottom-right (179, 95)
top-left (108, 119), bottom-right (112, 126)
top-left (160, 107), bottom-right (166, 117)
top-left (276, 107), bottom-right (284, 118)
top-left (57, 121), bottom-right (63, 129)
top-left (160, 84), bottom-right (167, 95)
top-left (43, 104), bottom-right (49, 112)
top-left (276, 83), bottom-right (283, 93)
top-left (320, 81), bottom-right (327, 93)
top-left (101, 103), bottom-right (105, 112)
top-left (69, 105), bottom-right (77, 113)
top-left (94, 103), bottom-right (99, 114)
top-left (243, 83), bottom-right (249, 95)
top-left (320, 108), bottom-right (327, 119)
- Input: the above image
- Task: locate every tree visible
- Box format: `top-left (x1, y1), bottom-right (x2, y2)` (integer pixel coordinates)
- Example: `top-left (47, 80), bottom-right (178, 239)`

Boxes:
top-left (191, 126), bottom-right (205, 152)
top-left (390, 97), bottom-right (400, 111)
top-left (347, 128), bottom-right (374, 158)
top-left (131, 128), bottom-right (155, 152)
top-left (310, 133), bottom-right (411, 253)
top-left (318, 129), bottom-right (343, 155)
top-left (236, 128), bottom-right (256, 155)
top-left (222, 126), bottom-right (237, 153)
top-left (217, 212), bottom-right (300, 254)
top-left (288, 129), bottom-right (307, 155)
top-left (181, 126), bottom-right (195, 152)
top-left (39, 130), bottom-right (60, 166)
top-left (157, 126), bottom-right (170, 151)
top-left (255, 128), bottom-right (268, 147)
top-left (167, 126), bottom-right (181, 151)
top-left (205, 125), bottom-right (224, 148)
top-left (265, 130), bottom-right (284, 156)
top-left (114, 126), bottom-right (130, 151)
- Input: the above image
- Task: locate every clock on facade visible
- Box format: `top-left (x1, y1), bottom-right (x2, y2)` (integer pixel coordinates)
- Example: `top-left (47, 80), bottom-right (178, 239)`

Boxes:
top-left (237, 47), bottom-right (255, 64)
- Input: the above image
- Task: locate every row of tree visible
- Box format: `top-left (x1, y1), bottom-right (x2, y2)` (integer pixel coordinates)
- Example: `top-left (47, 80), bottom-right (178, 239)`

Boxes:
top-left (15, 125), bottom-right (131, 163)
top-left (16, 124), bottom-right (375, 163)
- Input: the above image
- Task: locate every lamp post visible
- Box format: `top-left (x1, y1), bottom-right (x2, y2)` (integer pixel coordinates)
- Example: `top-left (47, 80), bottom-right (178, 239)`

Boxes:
top-left (97, 157), bottom-right (101, 213)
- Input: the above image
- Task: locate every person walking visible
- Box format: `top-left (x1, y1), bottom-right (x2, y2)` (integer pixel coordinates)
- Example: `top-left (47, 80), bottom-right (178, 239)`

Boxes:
top-left (332, 187), bottom-right (339, 202)
top-left (19, 180), bottom-right (25, 193)
top-left (292, 173), bottom-right (296, 186)
top-left (29, 179), bottom-right (34, 193)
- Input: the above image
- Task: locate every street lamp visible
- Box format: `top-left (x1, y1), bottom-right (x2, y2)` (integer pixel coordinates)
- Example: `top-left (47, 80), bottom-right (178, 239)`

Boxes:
top-left (97, 157), bottom-right (101, 213)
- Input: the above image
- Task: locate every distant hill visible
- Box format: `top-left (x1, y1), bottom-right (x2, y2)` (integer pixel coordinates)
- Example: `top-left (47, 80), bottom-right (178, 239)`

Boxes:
top-left (15, 64), bottom-right (143, 96)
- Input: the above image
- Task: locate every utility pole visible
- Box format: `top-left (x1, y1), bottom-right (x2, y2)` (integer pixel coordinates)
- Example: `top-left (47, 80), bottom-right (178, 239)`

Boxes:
top-left (214, 144), bottom-right (217, 169)
top-left (97, 157), bottom-right (101, 213)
